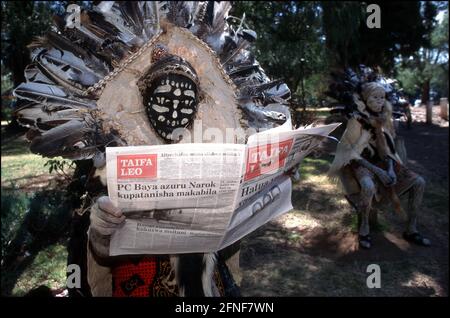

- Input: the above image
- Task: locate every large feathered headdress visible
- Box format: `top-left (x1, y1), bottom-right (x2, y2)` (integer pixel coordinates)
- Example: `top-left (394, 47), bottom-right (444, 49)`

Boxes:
top-left (326, 65), bottom-right (403, 176)
top-left (325, 65), bottom-right (400, 121)
top-left (13, 1), bottom-right (291, 167)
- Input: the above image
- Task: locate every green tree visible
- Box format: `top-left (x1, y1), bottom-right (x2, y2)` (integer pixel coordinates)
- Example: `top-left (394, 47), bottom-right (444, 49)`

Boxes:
top-left (1, 1), bottom-right (53, 87)
top-left (322, 1), bottom-right (365, 68)
top-left (231, 1), bottom-right (326, 108)
top-left (1, 1), bottom-right (54, 124)
top-left (395, 5), bottom-right (448, 104)
top-left (322, 1), bottom-right (435, 73)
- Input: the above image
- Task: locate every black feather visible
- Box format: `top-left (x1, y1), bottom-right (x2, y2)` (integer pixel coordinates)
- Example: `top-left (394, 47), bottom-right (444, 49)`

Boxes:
top-left (176, 254), bottom-right (206, 297)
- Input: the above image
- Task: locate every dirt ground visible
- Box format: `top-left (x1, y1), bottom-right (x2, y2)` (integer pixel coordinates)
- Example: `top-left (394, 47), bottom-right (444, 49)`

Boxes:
top-left (239, 105), bottom-right (449, 297)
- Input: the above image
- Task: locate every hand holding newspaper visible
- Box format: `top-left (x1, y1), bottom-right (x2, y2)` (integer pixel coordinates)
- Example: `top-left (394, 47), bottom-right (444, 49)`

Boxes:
top-left (106, 123), bottom-right (339, 255)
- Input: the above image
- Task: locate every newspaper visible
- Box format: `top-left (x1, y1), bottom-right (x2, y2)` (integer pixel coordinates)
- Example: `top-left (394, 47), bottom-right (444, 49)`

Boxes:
top-left (106, 123), bottom-right (340, 255)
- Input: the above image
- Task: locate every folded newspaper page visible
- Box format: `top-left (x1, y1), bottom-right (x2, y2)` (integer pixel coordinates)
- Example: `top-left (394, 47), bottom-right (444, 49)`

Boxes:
top-left (107, 123), bottom-right (340, 255)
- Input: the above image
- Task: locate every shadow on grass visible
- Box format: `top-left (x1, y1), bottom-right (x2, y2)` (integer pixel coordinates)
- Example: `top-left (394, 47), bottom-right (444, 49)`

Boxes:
top-left (240, 219), bottom-right (445, 296)
top-left (291, 186), bottom-right (338, 216)
top-left (1, 135), bottom-right (30, 157)
top-left (298, 155), bottom-right (333, 177)
top-left (1, 189), bottom-right (73, 296)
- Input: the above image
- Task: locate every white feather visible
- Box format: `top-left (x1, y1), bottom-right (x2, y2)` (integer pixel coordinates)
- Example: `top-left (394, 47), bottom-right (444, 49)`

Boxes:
top-left (202, 253), bottom-right (217, 297)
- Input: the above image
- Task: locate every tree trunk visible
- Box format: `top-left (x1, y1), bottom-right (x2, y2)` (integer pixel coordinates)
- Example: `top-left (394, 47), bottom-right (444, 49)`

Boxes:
top-left (422, 79), bottom-right (432, 124)
top-left (421, 79), bottom-right (430, 103)
top-left (440, 97), bottom-right (448, 121)
top-left (426, 101), bottom-right (433, 124)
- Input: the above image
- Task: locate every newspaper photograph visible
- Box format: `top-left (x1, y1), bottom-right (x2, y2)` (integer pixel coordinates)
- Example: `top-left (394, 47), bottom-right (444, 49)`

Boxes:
top-left (237, 123), bottom-right (340, 209)
top-left (107, 123), bottom-right (340, 255)
top-left (219, 175), bottom-right (293, 249)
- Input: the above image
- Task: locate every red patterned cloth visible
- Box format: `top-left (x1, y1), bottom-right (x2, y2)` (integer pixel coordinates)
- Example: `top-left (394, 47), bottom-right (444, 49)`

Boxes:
top-left (112, 256), bottom-right (158, 297)
top-left (111, 255), bottom-right (226, 297)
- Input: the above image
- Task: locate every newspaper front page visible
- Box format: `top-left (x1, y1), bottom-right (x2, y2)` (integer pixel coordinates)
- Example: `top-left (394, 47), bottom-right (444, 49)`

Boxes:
top-left (107, 123), bottom-right (340, 255)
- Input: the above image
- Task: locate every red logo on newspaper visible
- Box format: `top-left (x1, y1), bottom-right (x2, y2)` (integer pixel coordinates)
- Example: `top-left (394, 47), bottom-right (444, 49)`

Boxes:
top-left (117, 154), bottom-right (157, 179)
top-left (244, 139), bottom-right (293, 181)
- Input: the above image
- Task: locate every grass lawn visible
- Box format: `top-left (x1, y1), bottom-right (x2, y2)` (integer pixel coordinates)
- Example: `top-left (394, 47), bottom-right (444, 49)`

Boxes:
top-left (2, 137), bottom-right (52, 189)
top-left (11, 244), bottom-right (68, 296)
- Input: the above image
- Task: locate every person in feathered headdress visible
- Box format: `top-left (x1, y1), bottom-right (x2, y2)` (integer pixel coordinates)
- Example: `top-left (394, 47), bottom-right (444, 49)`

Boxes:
top-left (12, 1), bottom-right (293, 297)
top-left (328, 70), bottom-right (430, 249)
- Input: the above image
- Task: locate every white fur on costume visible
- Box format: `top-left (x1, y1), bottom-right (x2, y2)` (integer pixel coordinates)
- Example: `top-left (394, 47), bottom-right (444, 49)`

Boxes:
top-left (328, 94), bottom-right (402, 195)
top-left (328, 117), bottom-right (372, 176)
top-left (202, 253), bottom-right (218, 297)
